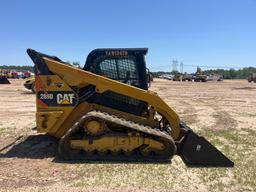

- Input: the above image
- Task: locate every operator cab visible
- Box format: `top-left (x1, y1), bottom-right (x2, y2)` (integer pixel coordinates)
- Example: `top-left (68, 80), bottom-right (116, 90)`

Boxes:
top-left (83, 48), bottom-right (150, 116)
top-left (83, 48), bottom-right (149, 90)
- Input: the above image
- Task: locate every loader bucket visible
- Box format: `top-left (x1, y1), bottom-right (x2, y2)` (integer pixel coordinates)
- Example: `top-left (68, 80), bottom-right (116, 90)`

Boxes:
top-left (0, 75), bottom-right (10, 84)
top-left (178, 123), bottom-right (234, 167)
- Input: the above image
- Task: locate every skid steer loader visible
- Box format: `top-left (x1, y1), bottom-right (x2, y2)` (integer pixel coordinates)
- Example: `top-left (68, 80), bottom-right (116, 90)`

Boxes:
top-left (0, 69), bottom-right (10, 84)
top-left (24, 77), bottom-right (36, 93)
top-left (0, 75), bottom-right (10, 84)
top-left (27, 48), bottom-right (234, 167)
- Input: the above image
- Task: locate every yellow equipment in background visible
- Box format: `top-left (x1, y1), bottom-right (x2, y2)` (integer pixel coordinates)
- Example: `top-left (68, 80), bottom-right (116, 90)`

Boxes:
top-left (24, 77), bottom-right (35, 93)
top-left (0, 69), bottom-right (10, 84)
top-left (27, 48), bottom-right (233, 167)
top-left (194, 67), bottom-right (207, 82)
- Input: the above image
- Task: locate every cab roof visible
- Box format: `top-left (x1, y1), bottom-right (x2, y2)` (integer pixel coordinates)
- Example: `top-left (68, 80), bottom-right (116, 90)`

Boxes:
top-left (84, 48), bottom-right (148, 70)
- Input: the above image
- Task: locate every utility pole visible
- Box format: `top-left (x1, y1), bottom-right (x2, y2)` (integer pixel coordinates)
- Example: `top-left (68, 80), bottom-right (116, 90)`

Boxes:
top-left (172, 60), bottom-right (178, 72)
top-left (180, 62), bottom-right (184, 74)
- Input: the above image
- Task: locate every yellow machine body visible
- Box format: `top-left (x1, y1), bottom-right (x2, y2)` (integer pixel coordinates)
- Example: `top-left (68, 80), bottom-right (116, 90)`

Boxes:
top-left (35, 59), bottom-right (181, 140)
top-left (27, 48), bottom-right (234, 167)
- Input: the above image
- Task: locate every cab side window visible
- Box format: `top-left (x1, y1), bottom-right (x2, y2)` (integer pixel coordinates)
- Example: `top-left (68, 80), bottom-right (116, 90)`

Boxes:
top-left (99, 59), bottom-right (118, 79)
top-left (99, 56), bottom-right (139, 87)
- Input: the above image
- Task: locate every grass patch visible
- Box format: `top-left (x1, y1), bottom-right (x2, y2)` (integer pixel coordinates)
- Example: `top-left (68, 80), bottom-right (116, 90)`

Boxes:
top-left (67, 127), bottom-right (256, 191)
top-left (0, 126), bottom-right (31, 137)
top-left (199, 128), bottom-right (256, 191)
top-left (73, 163), bottom-right (178, 189)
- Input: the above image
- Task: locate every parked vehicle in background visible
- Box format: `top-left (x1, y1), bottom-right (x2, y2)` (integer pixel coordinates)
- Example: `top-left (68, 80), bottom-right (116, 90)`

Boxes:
top-left (172, 73), bottom-right (193, 81)
top-left (194, 67), bottom-right (207, 82)
top-left (0, 69), bottom-right (10, 84)
top-left (23, 71), bottom-right (32, 78)
top-left (173, 74), bottom-right (182, 81)
top-left (207, 74), bottom-right (223, 81)
top-left (159, 74), bottom-right (174, 80)
top-left (248, 73), bottom-right (256, 83)
top-left (182, 73), bottom-right (193, 81)
top-left (217, 76), bottom-right (223, 81)
top-left (9, 71), bottom-right (19, 78)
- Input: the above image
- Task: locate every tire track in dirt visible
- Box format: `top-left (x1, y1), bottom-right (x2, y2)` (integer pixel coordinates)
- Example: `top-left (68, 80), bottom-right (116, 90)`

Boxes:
top-left (176, 100), bottom-right (198, 125)
top-left (210, 111), bottom-right (237, 130)
top-left (194, 98), bottom-right (238, 131)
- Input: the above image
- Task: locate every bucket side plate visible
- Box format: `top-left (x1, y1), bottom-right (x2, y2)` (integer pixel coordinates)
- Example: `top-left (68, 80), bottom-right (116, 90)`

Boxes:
top-left (178, 124), bottom-right (234, 167)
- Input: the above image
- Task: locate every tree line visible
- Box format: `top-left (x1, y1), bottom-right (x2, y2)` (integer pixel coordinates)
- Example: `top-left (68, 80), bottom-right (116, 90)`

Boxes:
top-left (203, 67), bottom-right (256, 79)
top-left (0, 61), bottom-right (81, 72)
top-left (0, 65), bottom-right (34, 72)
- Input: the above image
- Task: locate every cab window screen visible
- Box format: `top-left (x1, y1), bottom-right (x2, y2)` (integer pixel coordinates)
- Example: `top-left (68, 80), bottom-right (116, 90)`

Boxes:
top-left (117, 59), bottom-right (137, 79)
top-left (99, 59), bottom-right (118, 79)
top-left (98, 56), bottom-right (139, 86)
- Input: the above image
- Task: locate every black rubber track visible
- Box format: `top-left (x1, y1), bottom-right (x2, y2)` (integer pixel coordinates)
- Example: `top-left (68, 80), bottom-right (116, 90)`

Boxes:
top-left (58, 111), bottom-right (177, 162)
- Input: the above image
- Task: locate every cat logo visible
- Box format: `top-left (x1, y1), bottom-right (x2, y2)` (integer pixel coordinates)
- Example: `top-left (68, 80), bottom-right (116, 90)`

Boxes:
top-left (57, 93), bottom-right (75, 105)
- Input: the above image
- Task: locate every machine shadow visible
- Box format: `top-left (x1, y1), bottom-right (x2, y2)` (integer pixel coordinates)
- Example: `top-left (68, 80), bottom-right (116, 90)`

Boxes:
top-left (0, 134), bottom-right (171, 164)
top-left (0, 134), bottom-right (57, 159)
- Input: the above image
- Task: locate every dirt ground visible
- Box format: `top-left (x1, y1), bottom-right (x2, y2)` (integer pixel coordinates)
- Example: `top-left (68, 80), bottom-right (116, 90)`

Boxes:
top-left (0, 79), bottom-right (255, 192)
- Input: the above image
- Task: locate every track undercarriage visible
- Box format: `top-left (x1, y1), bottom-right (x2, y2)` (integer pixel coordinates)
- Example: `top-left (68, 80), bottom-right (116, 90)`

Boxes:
top-left (58, 111), bottom-right (176, 161)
